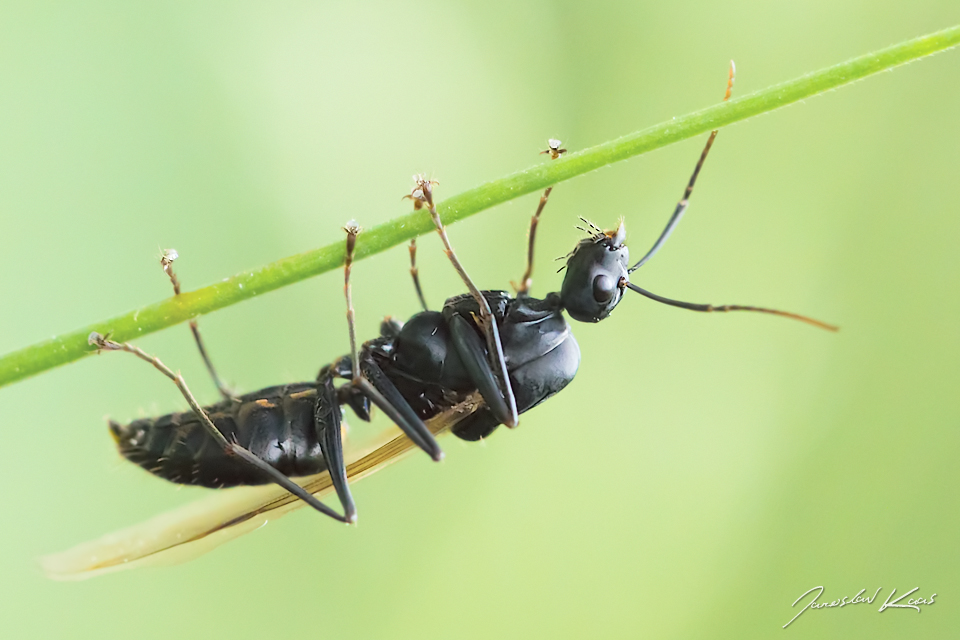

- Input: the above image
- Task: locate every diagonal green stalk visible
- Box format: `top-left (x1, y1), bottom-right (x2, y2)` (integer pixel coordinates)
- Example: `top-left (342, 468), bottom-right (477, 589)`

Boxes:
top-left (2, 25), bottom-right (959, 389)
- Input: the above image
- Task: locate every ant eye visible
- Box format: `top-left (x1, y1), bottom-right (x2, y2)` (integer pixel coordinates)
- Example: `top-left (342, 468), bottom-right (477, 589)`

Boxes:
top-left (592, 274), bottom-right (616, 303)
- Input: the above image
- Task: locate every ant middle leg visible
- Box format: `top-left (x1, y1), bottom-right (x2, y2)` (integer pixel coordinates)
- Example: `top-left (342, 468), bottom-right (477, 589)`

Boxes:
top-left (404, 177), bottom-right (519, 428)
top-left (160, 249), bottom-right (232, 401)
top-left (336, 223), bottom-right (443, 461)
top-left (88, 331), bottom-right (350, 523)
top-left (408, 239), bottom-right (429, 312)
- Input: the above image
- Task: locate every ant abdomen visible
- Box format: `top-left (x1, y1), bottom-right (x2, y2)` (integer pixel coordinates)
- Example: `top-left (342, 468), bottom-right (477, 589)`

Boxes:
top-left (111, 383), bottom-right (327, 488)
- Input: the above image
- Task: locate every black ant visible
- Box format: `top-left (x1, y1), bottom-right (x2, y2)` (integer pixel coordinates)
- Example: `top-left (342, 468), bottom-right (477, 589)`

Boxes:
top-left (90, 61), bottom-right (835, 523)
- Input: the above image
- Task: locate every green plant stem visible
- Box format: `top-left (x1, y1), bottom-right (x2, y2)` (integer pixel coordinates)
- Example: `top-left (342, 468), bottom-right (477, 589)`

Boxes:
top-left (2, 26), bottom-right (959, 389)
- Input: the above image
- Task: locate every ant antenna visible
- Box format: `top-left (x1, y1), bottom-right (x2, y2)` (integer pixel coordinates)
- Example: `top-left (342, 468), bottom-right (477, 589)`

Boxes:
top-left (629, 61), bottom-right (736, 274)
top-left (623, 281), bottom-right (838, 332)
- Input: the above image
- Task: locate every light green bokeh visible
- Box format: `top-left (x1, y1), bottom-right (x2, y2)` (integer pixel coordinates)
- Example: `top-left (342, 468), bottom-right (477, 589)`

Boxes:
top-left (1, 2), bottom-right (958, 638)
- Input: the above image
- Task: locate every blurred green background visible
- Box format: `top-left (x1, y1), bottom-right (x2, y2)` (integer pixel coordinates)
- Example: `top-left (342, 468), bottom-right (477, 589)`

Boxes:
top-left (1, 1), bottom-right (958, 638)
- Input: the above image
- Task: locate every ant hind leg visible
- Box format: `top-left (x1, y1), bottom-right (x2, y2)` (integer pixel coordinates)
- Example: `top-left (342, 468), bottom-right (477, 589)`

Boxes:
top-left (160, 249), bottom-right (233, 401)
top-left (89, 331), bottom-right (349, 523)
top-left (315, 365), bottom-right (357, 523)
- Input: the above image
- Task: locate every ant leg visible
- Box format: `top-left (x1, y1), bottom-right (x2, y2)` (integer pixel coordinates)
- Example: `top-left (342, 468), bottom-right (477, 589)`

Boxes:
top-left (315, 364), bottom-right (357, 523)
top-left (358, 356), bottom-right (443, 458)
top-left (514, 187), bottom-right (551, 296)
top-left (405, 177), bottom-right (519, 428)
top-left (332, 356), bottom-right (373, 420)
top-left (408, 239), bottom-right (429, 312)
top-left (629, 61), bottom-right (736, 273)
top-left (161, 250), bottom-right (232, 401)
top-left (447, 313), bottom-right (515, 425)
top-left (88, 332), bottom-right (348, 523)
top-left (340, 223), bottom-right (443, 461)
top-left (515, 139), bottom-right (567, 296)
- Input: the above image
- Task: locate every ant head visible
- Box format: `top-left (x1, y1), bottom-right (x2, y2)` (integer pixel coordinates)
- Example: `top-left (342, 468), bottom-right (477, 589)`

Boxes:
top-left (560, 220), bottom-right (629, 322)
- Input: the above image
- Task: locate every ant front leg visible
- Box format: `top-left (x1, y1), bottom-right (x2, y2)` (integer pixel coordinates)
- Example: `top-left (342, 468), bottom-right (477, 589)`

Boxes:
top-left (515, 139), bottom-right (567, 296)
top-left (405, 176), bottom-right (519, 428)
top-left (160, 249), bottom-right (232, 401)
top-left (87, 332), bottom-right (350, 523)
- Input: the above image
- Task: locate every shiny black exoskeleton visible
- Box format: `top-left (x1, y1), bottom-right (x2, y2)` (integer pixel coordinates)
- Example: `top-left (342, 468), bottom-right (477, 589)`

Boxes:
top-left (108, 215), bottom-right (638, 525)
top-left (103, 72), bottom-right (833, 524)
top-left (112, 382), bottom-right (326, 487)
top-left (110, 225), bottom-right (628, 493)
top-left (112, 288), bottom-right (584, 485)
top-left (377, 290), bottom-right (582, 442)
